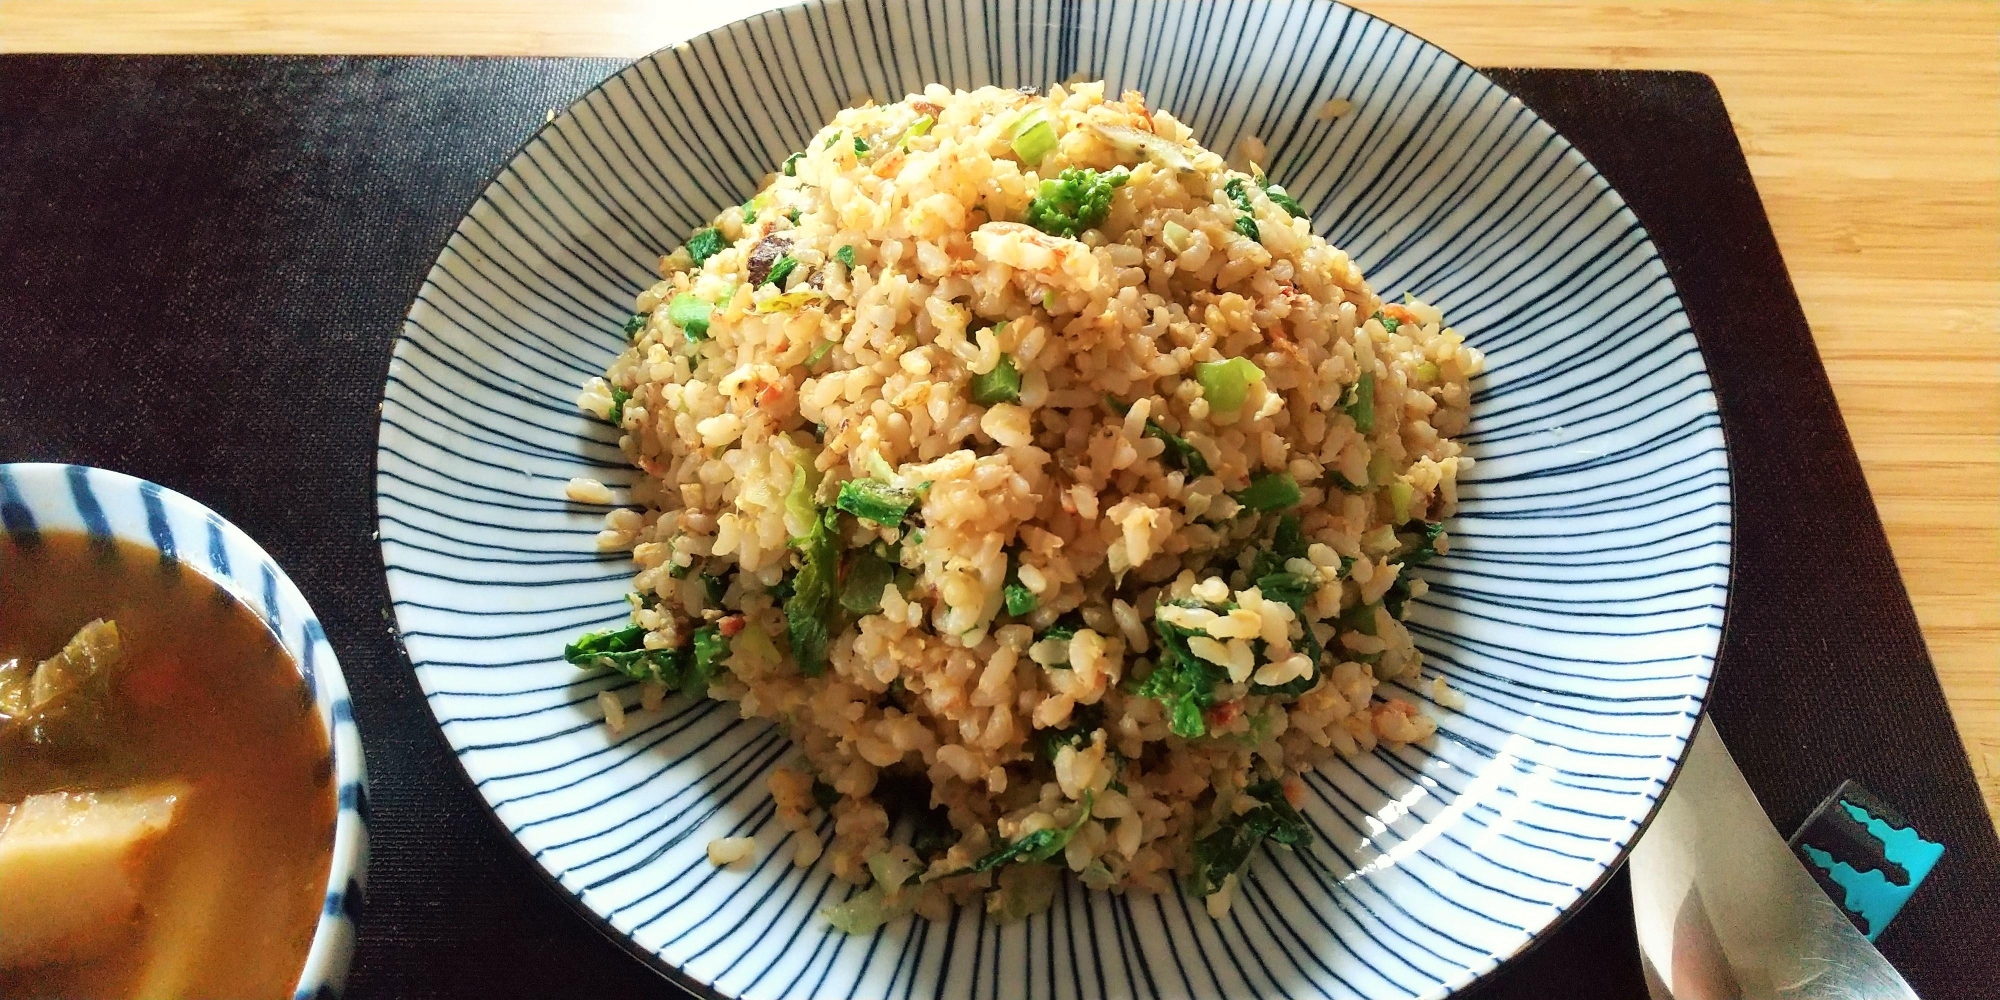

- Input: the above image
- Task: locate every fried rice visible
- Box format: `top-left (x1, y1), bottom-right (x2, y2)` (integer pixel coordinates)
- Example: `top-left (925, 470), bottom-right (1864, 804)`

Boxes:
top-left (567, 81), bottom-right (1482, 929)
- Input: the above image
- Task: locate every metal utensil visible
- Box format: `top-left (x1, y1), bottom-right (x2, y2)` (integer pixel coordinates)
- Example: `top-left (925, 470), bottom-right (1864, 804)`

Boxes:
top-left (1628, 717), bottom-right (1918, 999)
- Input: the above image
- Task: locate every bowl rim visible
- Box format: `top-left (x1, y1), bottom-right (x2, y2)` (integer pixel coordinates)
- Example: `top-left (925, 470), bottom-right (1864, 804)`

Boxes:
top-left (373, 0), bottom-right (1735, 996)
top-left (0, 461), bottom-right (370, 1000)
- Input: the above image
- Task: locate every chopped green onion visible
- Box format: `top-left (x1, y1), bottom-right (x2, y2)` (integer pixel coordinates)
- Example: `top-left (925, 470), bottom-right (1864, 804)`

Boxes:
top-left (824, 130), bottom-right (842, 149)
top-left (669, 293), bottom-right (713, 341)
top-left (969, 355), bottom-right (1022, 406)
top-left (835, 479), bottom-right (919, 525)
top-left (1366, 449), bottom-right (1394, 490)
top-left (1343, 372), bottom-right (1375, 432)
top-left (785, 457), bottom-right (821, 541)
top-left (787, 208), bottom-right (801, 224)
top-left (902, 114), bottom-right (935, 150)
top-left (1361, 523), bottom-right (1400, 554)
top-left (622, 312), bottom-right (649, 339)
top-left (853, 136), bottom-right (870, 156)
top-left (835, 245), bottom-right (857, 268)
top-left (762, 255), bottom-right (799, 288)
top-left (1009, 108), bottom-right (1057, 165)
top-left (782, 151), bottom-right (805, 176)
top-left (608, 387), bottom-right (632, 425)
top-left (1388, 481), bottom-right (1414, 524)
top-left (1194, 357), bottom-right (1265, 413)
top-left (685, 227), bottom-right (725, 266)
top-left (1234, 472), bottom-right (1302, 512)
top-left (806, 338), bottom-right (836, 367)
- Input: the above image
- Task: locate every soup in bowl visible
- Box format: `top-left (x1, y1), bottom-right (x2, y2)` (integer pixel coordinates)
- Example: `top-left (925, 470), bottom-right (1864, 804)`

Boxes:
top-left (0, 464), bottom-right (365, 999)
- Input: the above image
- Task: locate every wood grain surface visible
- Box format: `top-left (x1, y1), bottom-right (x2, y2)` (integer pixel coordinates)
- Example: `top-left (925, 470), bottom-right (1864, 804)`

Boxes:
top-left (4, 0), bottom-right (1995, 826)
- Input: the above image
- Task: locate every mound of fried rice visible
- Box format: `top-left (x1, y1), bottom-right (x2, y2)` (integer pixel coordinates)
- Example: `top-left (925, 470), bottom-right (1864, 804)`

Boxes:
top-left (571, 81), bottom-right (1481, 927)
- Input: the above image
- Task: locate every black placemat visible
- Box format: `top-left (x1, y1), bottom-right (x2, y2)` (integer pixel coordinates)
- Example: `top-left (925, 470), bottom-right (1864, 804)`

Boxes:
top-left (0, 56), bottom-right (1993, 1000)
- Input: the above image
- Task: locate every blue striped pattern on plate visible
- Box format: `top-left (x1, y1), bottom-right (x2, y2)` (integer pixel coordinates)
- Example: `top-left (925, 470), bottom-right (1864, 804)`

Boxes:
top-left (0, 463), bottom-right (368, 1000)
top-left (374, 2), bottom-right (1730, 997)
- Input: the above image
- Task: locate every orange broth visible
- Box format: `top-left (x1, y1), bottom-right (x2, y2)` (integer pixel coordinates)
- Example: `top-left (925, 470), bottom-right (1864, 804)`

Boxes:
top-left (0, 530), bottom-right (337, 999)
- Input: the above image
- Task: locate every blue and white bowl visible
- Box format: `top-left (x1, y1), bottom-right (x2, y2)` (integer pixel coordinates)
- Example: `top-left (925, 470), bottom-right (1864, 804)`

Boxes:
top-left (0, 463), bottom-right (369, 1000)
top-left (376, 1), bottom-right (1731, 997)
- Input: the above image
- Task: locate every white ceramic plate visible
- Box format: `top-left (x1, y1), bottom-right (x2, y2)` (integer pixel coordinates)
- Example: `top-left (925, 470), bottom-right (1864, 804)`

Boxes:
top-left (375, 2), bottom-right (1731, 997)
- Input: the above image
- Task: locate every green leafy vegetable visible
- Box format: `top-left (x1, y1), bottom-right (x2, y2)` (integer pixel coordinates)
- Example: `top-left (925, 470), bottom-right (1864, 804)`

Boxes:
top-left (1004, 581), bottom-right (1038, 617)
top-left (1138, 603), bottom-right (1229, 738)
top-left (956, 791), bottom-right (1094, 875)
top-left (1234, 472), bottom-right (1302, 513)
top-left (835, 245), bottom-right (857, 268)
top-left (622, 312), bottom-right (649, 339)
top-left (785, 507), bottom-right (841, 676)
top-left (762, 254), bottom-right (799, 288)
top-left (969, 354), bottom-right (1022, 406)
top-left (688, 624), bottom-right (730, 694)
top-left (1194, 357), bottom-right (1264, 413)
top-left (835, 479), bottom-right (920, 525)
top-left (853, 136), bottom-right (870, 156)
top-left (1038, 702), bottom-right (1104, 762)
top-left (1038, 612), bottom-right (1085, 645)
top-left (841, 549), bottom-right (898, 614)
top-left (1149, 422), bottom-right (1211, 478)
top-left (669, 292), bottom-right (713, 341)
top-left (1339, 600), bottom-right (1380, 637)
top-left (1191, 780), bottom-right (1313, 897)
top-left (0, 619), bottom-right (126, 750)
top-left (1342, 372), bottom-right (1375, 432)
top-left (824, 130), bottom-right (842, 149)
top-left (812, 779), bottom-right (842, 810)
top-left (685, 227), bottom-right (725, 267)
top-left (1253, 571), bottom-right (1315, 609)
top-left (1381, 521), bottom-right (1447, 617)
top-left (608, 387), bottom-right (631, 425)
top-left (1002, 553), bottom-right (1038, 616)
top-left (782, 151), bottom-right (805, 176)
top-left (1224, 177), bottom-right (1261, 241)
top-left (1224, 177), bottom-right (1254, 212)
top-left (1023, 167), bottom-right (1129, 238)
top-left (563, 623), bottom-right (689, 687)
top-left (1263, 182), bottom-right (1307, 218)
